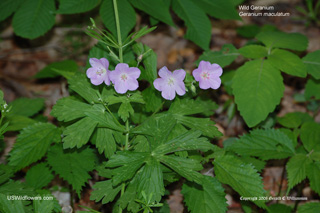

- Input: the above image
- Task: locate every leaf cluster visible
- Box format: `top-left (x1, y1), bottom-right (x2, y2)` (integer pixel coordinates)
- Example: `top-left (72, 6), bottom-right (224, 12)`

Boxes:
top-left (1, 0), bottom-right (241, 49)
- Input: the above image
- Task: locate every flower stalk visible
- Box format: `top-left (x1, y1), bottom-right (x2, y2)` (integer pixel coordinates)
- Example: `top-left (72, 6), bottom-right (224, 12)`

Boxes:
top-left (113, 0), bottom-right (123, 63)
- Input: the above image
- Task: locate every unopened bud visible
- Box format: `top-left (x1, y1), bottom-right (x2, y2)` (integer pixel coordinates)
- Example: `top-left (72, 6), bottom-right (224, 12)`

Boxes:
top-left (190, 84), bottom-right (196, 94)
top-left (138, 54), bottom-right (143, 62)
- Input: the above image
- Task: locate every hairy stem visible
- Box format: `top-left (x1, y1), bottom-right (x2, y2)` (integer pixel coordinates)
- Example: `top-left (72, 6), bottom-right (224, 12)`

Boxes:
top-left (113, 0), bottom-right (123, 63)
top-left (113, 1), bottom-right (126, 212)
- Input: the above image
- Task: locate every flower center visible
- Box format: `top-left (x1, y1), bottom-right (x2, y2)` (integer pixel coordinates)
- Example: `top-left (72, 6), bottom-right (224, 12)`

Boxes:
top-left (96, 68), bottom-right (106, 76)
top-left (201, 72), bottom-right (210, 80)
top-left (167, 77), bottom-right (175, 86)
top-left (120, 74), bottom-right (128, 81)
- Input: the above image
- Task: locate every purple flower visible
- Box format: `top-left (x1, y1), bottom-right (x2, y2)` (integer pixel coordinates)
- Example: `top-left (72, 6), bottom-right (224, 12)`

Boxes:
top-left (193, 61), bottom-right (223, 90)
top-left (153, 67), bottom-right (186, 100)
top-left (86, 58), bottom-right (110, 86)
top-left (109, 63), bottom-right (140, 94)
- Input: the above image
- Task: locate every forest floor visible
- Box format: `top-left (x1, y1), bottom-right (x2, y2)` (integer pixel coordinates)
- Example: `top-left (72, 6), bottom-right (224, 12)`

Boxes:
top-left (0, 0), bottom-right (319, 212)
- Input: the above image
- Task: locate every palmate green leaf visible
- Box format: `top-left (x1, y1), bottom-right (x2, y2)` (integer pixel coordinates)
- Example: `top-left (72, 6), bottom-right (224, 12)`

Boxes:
top-left (173, 115), bottom-right (222, 138)
top-left (0, 194), bottom-right (25, 213)
top-left (169, 98), bottom-right (218, 116)
top-left (136, 158), bottom-right (165, 203)
top-left (90, 180), bottom-right (122, 204)
top-left (117, 175), bottom-right (140, 212)
top-left (9, 98), bottom-right (45, 117)
top-left (158, 155), bottom-right (203, 183)
top-left (238, 45), bottom-right (268, 59)
top-left (142, 87), bottom-right (162, 112)
top-left (100, 0), bottom-right (136, 40)
top-left (172, 0), bottom-right (211, 50)
top-left (62, 117), bottom-right (98, 149)
top-left (305, 78), bottom-right (320, 100)
top-left (47, 144), bottom-right (97, 196)
top-left (197, 44), bottom-right (239, 68)
top-left (106, 151), bottom-right (149, 186)
top-left (12, 0), bottom-right (56, 39)
top-left (34, 60), bottom-right (79, 79)
top-left (105, 92), bottom-right (145, 121)
top-left (0, 0), bottom-right (23, 21)
top-left (256, 31), bottom-right (308, 51)
top-left (68, 73), bottom-right (100, 104)
top-left (300, 122), bottom-right (320, 152)
top-left (162, 164), bottom-right (180, 184)
top-left (286, 154), bottom-right (312, 192)
top-left (192, 0), bottom-right (240, 20)
top-left (25, 163), bottom-right (54, 189)
top-left (133, 114), bottom-right (177, 149)
top-left (303, 50), bottom-right (320, 79)
top-left (92, 128), bottom-right (116, 158)
top-left (228, 129), bottom-right (295, 160)
top-left (84, 104), bottom-right (125, 132)
top-left (182, 176), bottom-right (227, 213)
top-left (8, 123), bottom-right (61, 171)
top-left (34, 199), bottom-right (54, 213)
top-left (51, 97), bottom-right (92, 122)
top-left (153, 130), bottom-right (214, 155)
top-left (297, 202), bottom-right (320, 213)
top-left (307, 162), bottom-right (320, 195)
top-left (129, 0), bottom-right (174, 26)
top-left (168, 98), bottom-right (220, 138)
top-left (232, 59), bottom-right (284, 127)
top-left (214, 155), bottom-right (266, 208)
top-left (118, 101), bottom-right (134, 121)
top-left (132, 135), bottom-right (149, 152)
top-left (57, 0), bottom-right (99, 14)
top-left (268, 49), bottom-right (307, 77)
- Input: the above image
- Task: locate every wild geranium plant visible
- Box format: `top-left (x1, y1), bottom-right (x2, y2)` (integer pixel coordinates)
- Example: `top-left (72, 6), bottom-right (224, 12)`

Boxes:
top-left (77, 3), bottom-right (225, 210)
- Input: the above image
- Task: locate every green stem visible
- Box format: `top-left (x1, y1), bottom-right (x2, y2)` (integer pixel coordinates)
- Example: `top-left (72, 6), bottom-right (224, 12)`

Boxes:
top-left (125, 120), bottom-right (129, 150)
top-left (113, 0), bottom-right (123, 63)
top-left (113, 2), bottom-right (129, 211)
top-left (101, 102), bottom-right (123, 127)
